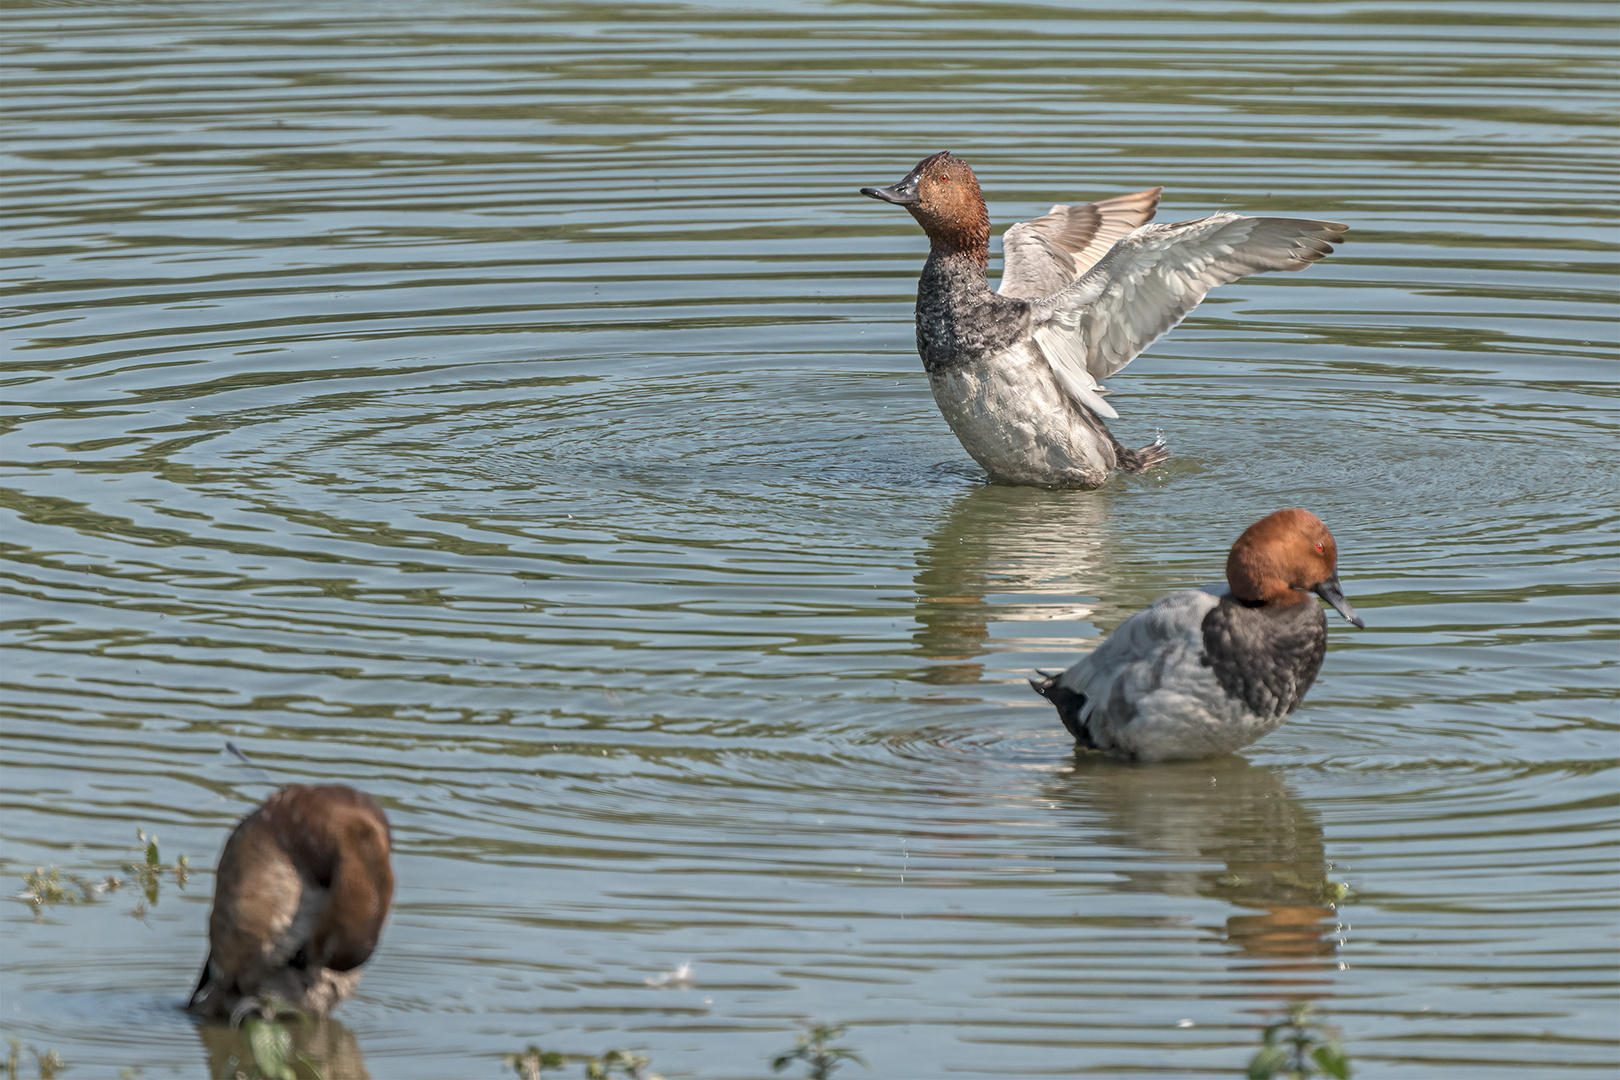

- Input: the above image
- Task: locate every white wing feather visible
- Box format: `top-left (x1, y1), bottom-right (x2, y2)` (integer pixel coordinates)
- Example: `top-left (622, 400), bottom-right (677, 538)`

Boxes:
top-left (997, 188), bottom-right (1162, 299)
top-left (1029, 214), bottom-right (1346, 418)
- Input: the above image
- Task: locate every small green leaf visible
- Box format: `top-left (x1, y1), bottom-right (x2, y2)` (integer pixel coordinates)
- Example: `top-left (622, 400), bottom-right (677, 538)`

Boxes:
top-left (1247, 1044), bottom-right (1288, 1079)
top-left (244, 1016), bottom-right (296, 1080)
top-left (1312, 1043), bottom-right (1352, 1078)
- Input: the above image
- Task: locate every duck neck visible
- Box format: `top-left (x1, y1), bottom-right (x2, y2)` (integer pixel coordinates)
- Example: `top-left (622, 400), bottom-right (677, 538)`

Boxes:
top-left (915, 206), bottom-right (990, 272)
top-left (1231, 586), bottom-right (1315, 612)
top-left (932, 235), bottom-right (988, 272)
top-left (922, 247), bottom-right (990, 289)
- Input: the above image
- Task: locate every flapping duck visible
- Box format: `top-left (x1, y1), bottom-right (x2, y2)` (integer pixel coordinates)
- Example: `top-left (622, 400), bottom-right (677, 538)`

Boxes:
top-left (861, 152), bottom-right (1345, 487)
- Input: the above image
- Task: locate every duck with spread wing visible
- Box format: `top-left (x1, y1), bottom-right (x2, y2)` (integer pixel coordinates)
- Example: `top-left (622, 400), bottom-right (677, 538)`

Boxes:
top-left (861, 152), bottom-right (1345, 487)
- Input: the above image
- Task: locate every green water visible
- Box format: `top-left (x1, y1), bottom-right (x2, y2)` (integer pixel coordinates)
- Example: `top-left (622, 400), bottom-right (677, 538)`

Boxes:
top-left (3, 1), bottom-right (1616, 1076)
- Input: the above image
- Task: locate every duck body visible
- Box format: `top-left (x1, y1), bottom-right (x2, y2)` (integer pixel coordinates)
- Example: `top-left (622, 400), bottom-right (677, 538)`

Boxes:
top-left (915, 253), bottom-right (1125, 486)
top-left (188, 783), bottom-right (393, 1022)
top-left (861, 152), bottom-right (1346, 488)
top-left (1034, 509), bottom-right (1364, 761)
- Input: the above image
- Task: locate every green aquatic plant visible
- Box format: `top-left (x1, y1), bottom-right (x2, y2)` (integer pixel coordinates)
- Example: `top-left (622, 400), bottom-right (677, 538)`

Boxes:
top-left (583, 1049), bottom-right (658, 1080)
top-left (502, 1045), bottom-right (660, 1080)
top-left (1319, 877), bottom-right (1352, 905)
top-left (240, 1016), bottom-right (297, 1080)
top-left (124, 828), bottom-right (189, 905)
top-left (13, 827), bottom-right (186, 919)
top-left (771, 1023), bottom-right (865, 1080)
top-left (203, 1014), bottom-right (324, 1080)
top-left (16, 865), bottom-right (104, 913)
top-left (193, 1012), bottom-right (337, 1080)
top-left (504, 1045), bottom-right (567, 1080)
top-left (1247, 1002), bottom-right (1352, 1079)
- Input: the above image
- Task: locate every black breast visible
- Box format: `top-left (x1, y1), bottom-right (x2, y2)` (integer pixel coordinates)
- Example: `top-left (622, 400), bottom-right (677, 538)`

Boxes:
top-left (1199, 596), bottom-right (1328, 720)
top-left (914, 255), bottom-right (1030, 372)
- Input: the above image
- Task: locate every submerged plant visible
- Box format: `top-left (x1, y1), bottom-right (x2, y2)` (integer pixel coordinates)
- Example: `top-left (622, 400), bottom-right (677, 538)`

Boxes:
top-left (4, 1038), bottom-right (65, 1080)
top-left (193, 1012), bottom-right (334, 1080)
top-left (771, 1023), bottom-right (865, 1080)
top-left (583, 1049), bottom-right (658, 1080)
top-left (1247, 1002), bottom-right (1351, 1079)
top-left (12, 827), bottom-right (186, 919)
top-left (124, 828), bottom-right (189, 904)
top-left (15, 866), bottom-right (103, 913)
top-left (502, 1045), bottom-right (660, 1080)
top-left (240, 1016), bottom-right (297, 1080)
top-left (504, 1045), bottom-right (567, 1080)
top-left (1319, 878), bottom-right (1352, 905)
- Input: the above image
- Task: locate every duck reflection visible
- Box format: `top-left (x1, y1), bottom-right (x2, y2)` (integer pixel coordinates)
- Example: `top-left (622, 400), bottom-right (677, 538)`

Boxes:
top-left (195, 1015), bottom-right (372, 1080)
top-left (912, 485), bottom-right (1113, 685)
top-left (1044, 755), bottom-right (1342, 972)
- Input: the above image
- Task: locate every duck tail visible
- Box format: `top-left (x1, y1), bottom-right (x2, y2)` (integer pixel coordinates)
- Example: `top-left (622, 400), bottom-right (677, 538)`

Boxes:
top-left (1114, 434), bottom-right (1169, 474)
top-left (1030, 670), bottom-right (1098, 748)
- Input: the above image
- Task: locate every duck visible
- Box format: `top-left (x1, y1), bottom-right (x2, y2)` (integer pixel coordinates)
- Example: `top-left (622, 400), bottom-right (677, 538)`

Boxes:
top-left (860, 152), bottom-right (1346, 487)
top-left (187, 783), bottom-right (393, 1022)
top-left (1032, 509), bottom-right (1364, 761)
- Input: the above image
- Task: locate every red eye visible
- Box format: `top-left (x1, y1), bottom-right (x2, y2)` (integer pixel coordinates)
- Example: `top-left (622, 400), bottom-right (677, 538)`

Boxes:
top-left (1315, 542), bottom-right (1325, 553)
top-left (939, 173), bottom-right (949, 183)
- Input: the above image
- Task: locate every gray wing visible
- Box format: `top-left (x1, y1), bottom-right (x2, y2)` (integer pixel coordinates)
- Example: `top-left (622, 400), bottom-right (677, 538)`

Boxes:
top-left (1028, 214), bottom-right (1347, 419)
top-left (1058, 590), bottom-right (1220, 748)
top-left (996, 188), bottom-right (1162, 299)
top-left (1066, 590), bottom-right (1219, 691)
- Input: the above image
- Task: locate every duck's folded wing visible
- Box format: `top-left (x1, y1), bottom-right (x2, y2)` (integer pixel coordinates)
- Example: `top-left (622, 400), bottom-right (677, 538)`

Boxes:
top-left (1029, 214), bottom-right (1346, 419)
top-left (996, 188), bottom-right (1163, 299)
top-left (1068, 591), bottom-right (1220, 690)
top-left (1056, 591), bottom-right (1219, 744)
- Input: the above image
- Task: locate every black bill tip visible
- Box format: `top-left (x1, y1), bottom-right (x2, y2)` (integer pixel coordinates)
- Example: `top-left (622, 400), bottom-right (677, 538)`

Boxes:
top-left (1313, 575), bottom-right (1365, 628)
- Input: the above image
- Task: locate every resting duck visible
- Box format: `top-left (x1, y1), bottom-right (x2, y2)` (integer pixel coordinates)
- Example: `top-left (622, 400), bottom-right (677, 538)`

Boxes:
top-left (1033, 509), bottom-right (1364, 760)
top-left (861, 152), bottom-right (1346, 487)
top-left (188, 784), bottom-right (393, 1021)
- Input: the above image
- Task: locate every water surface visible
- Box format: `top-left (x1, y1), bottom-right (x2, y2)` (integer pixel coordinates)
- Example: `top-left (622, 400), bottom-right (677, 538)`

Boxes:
top-left (3, 1), bottom-right (1616, 1077)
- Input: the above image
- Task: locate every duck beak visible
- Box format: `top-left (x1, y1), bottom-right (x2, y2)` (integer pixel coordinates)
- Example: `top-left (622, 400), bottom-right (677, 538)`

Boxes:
top-left (860, 175), bottom-right (919, 206)
top-left (1313, 575), bottom-right (1365, 628)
